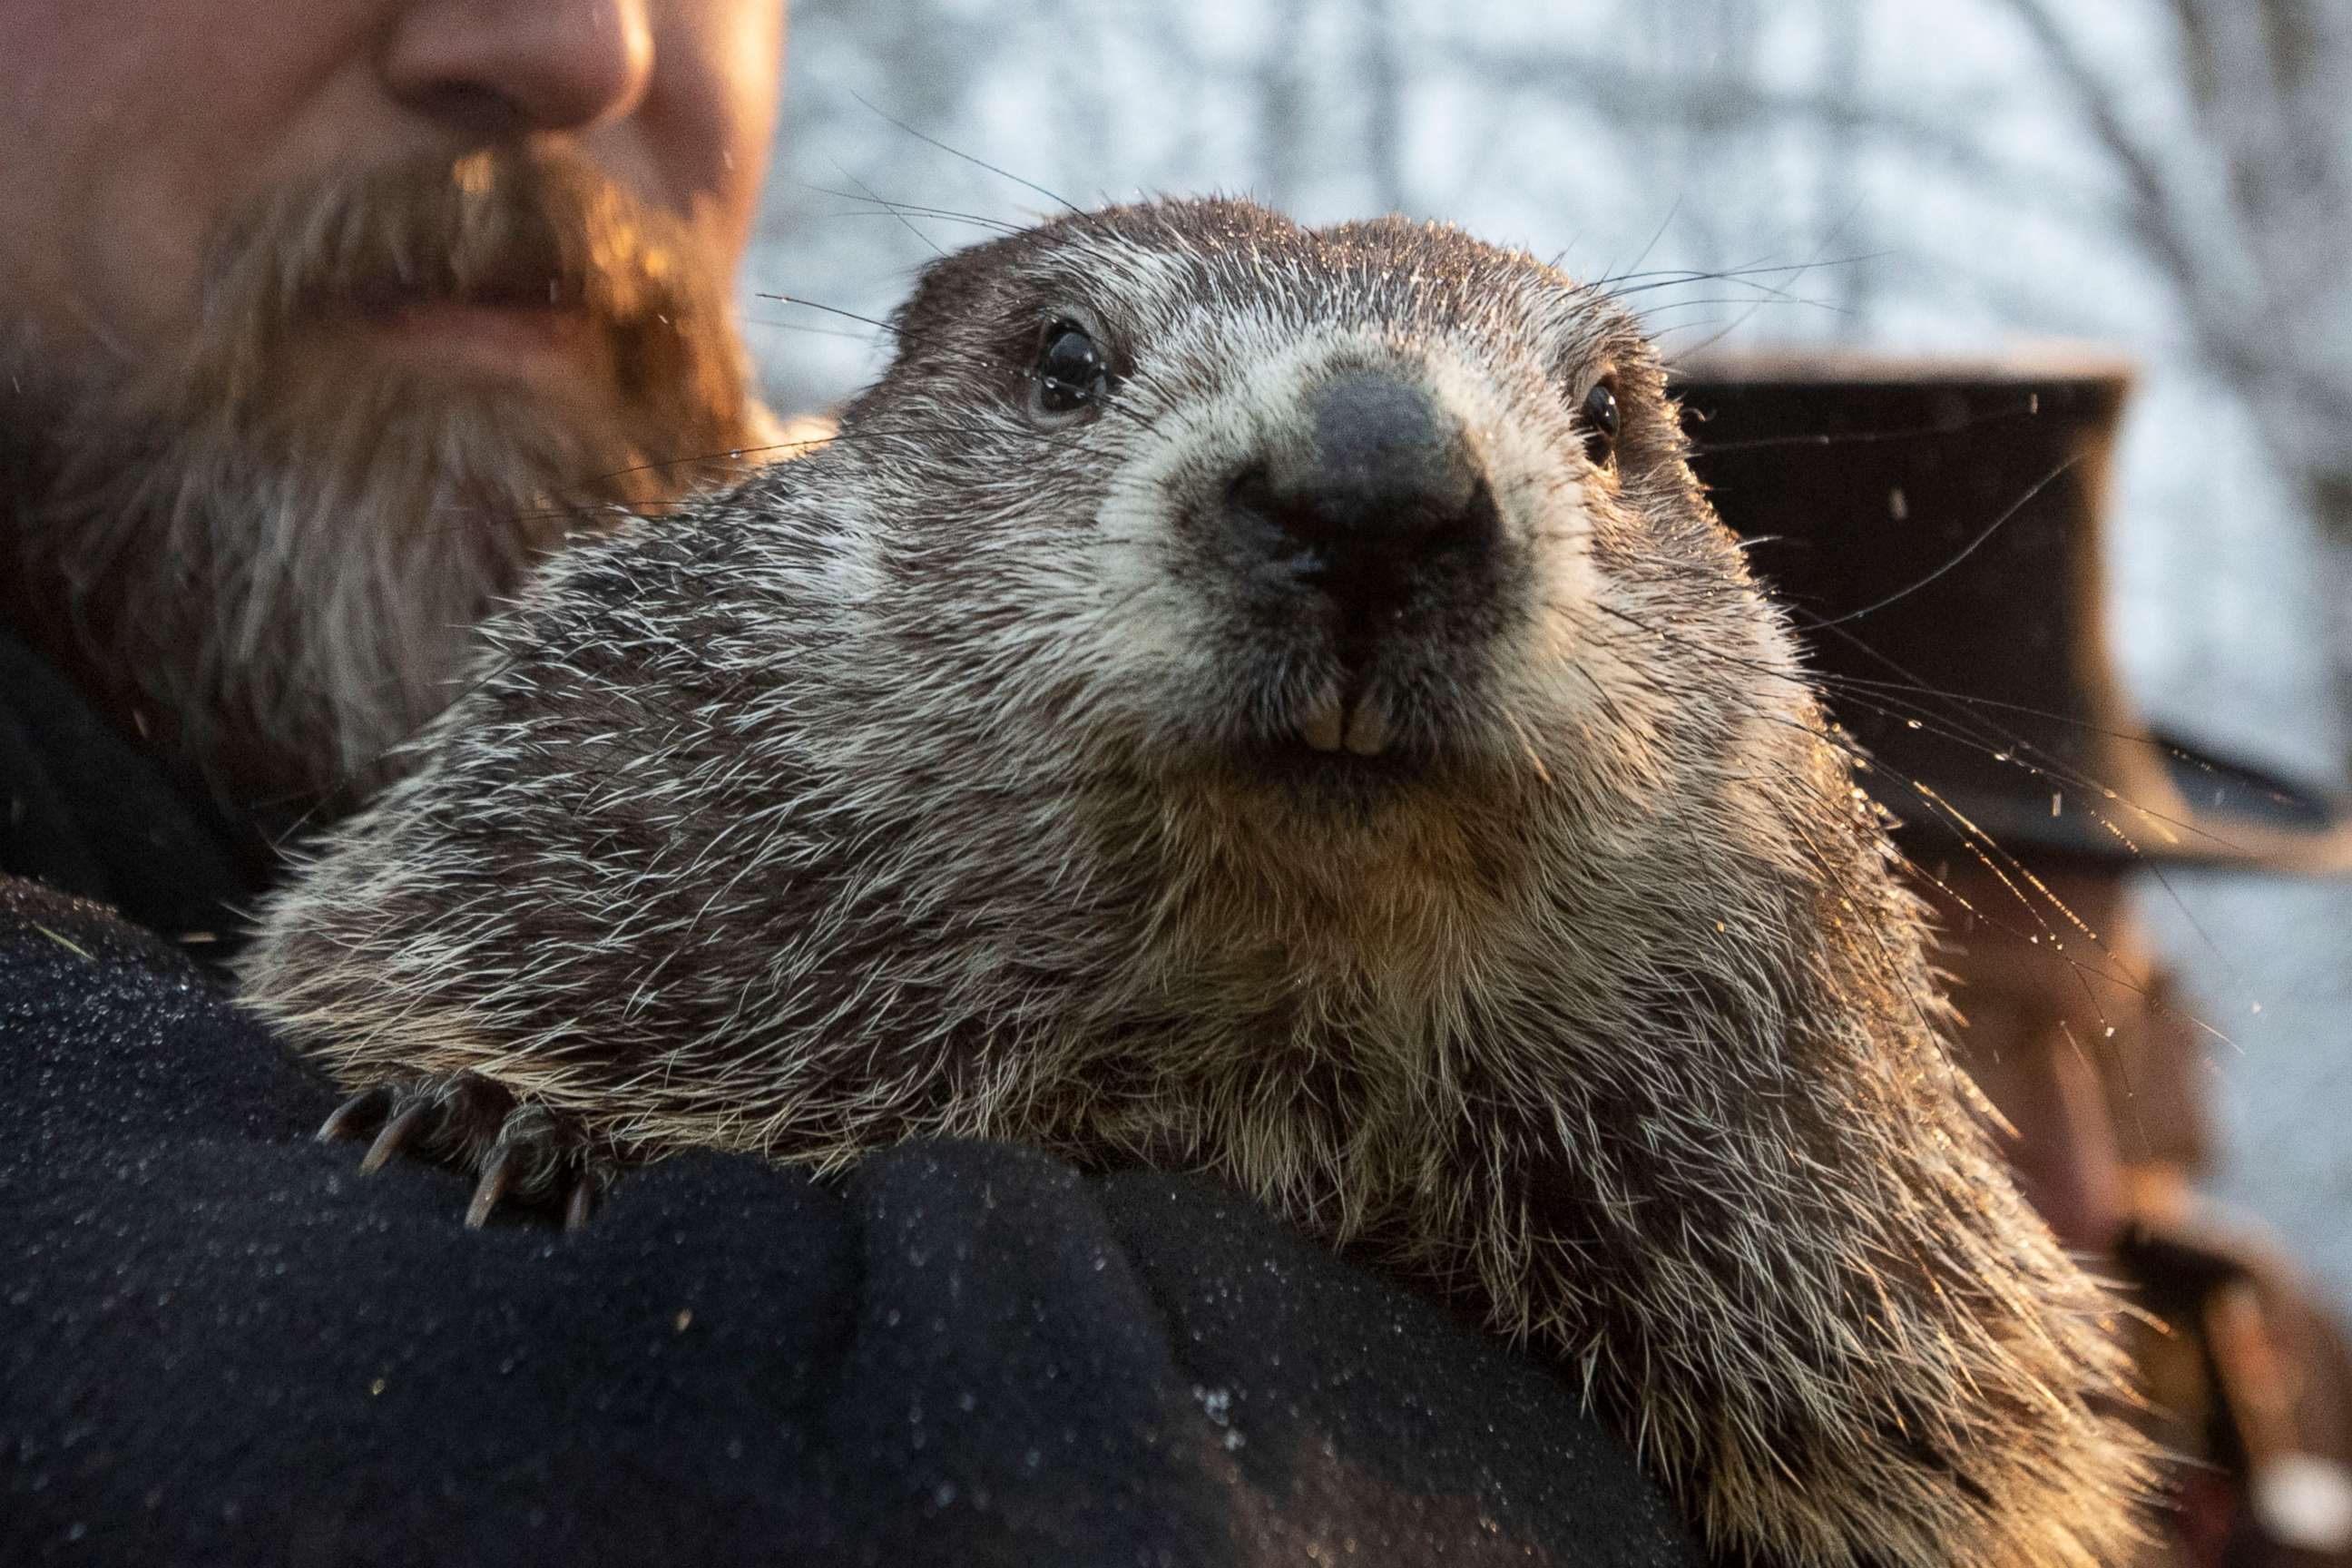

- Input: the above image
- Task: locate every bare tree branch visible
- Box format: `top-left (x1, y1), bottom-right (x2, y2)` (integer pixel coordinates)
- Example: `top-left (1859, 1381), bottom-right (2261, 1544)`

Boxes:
top-left (1993, 0), bottom-right (2219, 304)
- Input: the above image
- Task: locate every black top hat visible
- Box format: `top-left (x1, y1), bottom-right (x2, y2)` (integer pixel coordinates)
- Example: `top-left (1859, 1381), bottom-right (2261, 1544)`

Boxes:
top-left (1670, 348), bottom-right (2352, 875)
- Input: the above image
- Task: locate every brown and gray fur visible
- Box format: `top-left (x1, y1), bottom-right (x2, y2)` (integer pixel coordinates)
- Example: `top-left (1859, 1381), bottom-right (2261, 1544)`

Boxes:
top-left (240, 199), bottom-right (2149, 1568)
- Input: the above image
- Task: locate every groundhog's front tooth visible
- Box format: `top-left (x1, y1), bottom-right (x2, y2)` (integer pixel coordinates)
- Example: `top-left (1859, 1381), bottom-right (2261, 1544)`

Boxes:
top-left (1343, 691), bottom-right (1391, 757)
top-left (1300, 696), bottom-right (1345, 752)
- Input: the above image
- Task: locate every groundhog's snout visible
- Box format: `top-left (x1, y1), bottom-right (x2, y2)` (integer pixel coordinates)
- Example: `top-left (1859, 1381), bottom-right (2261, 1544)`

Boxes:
top-left (1213, 371), bottom-right (1504, 757)
top-left (1223, 372), bottom-right (1500, 632)
top-left (1216, 371), bottom-right (1504, 757)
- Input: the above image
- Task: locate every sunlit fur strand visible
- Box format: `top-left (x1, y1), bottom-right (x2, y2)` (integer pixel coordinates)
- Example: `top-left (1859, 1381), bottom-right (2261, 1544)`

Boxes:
top-left (243, 199), bottom-right (2148, 1568)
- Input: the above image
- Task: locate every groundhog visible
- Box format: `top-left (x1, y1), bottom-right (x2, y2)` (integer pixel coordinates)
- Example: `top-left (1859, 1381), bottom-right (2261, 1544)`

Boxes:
top-left (241, 198), bottom-right (2150, 1568)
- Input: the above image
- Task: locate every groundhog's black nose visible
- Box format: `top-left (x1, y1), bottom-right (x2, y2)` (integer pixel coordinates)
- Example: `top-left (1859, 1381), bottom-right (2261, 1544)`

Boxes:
top-left (1226, 373), bottom-right (1499, 630)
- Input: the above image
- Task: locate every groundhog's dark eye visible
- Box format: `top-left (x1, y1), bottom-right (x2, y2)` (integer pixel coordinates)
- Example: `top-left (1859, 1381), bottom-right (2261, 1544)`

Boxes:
top-left (1031, 318), bottom-right (1109, 425)
top-left (1580, 378), bottom-right (1621, 468)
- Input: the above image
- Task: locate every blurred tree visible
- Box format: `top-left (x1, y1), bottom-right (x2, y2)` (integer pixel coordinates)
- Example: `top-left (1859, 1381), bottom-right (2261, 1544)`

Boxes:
top-left (2001, 0), bottom-right (2352, 747)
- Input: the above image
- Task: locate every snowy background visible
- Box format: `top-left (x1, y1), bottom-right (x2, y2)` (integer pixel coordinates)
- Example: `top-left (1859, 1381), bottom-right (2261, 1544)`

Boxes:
top-left (736, 0), bottom-right (2352, 1298)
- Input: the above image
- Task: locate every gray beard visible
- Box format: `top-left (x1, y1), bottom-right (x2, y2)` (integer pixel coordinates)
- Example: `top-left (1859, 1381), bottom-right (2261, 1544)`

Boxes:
top-left (5, 357), bottom-right (616, 807)
top-left (1, 149), bottom-right (765, 813)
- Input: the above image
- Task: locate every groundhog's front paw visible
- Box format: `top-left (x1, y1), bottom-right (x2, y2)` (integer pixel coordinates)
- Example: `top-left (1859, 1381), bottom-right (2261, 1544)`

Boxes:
top-left (315, 1073), bottom-right (616, 1230)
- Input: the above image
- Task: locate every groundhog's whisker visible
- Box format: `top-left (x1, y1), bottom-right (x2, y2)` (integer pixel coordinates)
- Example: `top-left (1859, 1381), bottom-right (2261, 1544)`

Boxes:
top-left (797, 185), bottom-right (1027, 236)
top-left (1583, 593), bottom-right (2222, 858)
top-left (1575, 599), bottom-right (2177, 993)
top-left (750, 292), bottom-right (904, 337)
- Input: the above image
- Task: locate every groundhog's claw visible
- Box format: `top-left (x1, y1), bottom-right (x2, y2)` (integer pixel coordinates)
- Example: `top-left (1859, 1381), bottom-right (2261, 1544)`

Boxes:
top-left (467, 1143), bottom-right (603, 1231)
top-left (562, 1177), bottom-right (596, 1232)
top-left (361, 1100), bottom-right (430, 1173)
top-left (315, 1084), bottom-right (391, 1142)
top-left (316, 1073), bottom-right (612, 1229)
top-left (465, 1142), bottom-right (517, 1228)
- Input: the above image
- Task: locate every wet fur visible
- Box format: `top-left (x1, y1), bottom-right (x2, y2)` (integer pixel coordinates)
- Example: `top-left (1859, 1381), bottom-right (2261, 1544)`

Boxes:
top-left (242, 199), bottom-right (2148, 1567)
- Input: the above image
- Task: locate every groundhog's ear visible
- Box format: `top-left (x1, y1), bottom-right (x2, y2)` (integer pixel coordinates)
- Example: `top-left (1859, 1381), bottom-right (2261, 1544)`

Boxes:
top-left (829, 237), bottom-right (1032, 432)
top-left (884, 235), bottom-right (1034, 361)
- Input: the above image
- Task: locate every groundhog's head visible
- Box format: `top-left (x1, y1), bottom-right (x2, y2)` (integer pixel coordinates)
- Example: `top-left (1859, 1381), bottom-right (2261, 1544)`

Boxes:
top-left (846, 202), bottom-right (1799, 808)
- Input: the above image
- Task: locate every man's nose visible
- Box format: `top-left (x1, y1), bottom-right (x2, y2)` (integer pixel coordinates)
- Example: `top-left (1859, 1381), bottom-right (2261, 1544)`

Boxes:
top-left (380, 0), bottom-right (656, 136)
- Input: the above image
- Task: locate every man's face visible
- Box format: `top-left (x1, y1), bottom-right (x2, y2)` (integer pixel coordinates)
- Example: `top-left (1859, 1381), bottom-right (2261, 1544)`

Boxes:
top-left (0, 0), bottom-right (784, 372)
top-left (0, 0), bottom-right (787, 807)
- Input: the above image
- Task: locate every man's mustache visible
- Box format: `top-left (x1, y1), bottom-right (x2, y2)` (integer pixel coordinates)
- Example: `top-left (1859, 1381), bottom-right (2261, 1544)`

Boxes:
top-left (195, 147), bottom-right (723, 401)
